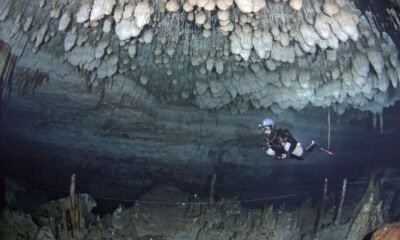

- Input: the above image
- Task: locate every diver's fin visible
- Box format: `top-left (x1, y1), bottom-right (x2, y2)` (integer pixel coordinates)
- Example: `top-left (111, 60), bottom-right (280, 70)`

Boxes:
top-left (308, 141), bottom-right (333, 155)
top-left (319, 146), bottom-right (334, 155)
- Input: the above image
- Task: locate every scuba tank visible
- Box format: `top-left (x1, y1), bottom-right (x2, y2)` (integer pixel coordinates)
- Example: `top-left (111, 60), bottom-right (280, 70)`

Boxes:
top-left (283, 142), bottom-right (304, 157)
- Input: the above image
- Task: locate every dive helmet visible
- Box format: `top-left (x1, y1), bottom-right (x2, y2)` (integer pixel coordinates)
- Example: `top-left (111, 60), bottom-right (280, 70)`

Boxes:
top-left (260, 118), bottom-right (274, 128)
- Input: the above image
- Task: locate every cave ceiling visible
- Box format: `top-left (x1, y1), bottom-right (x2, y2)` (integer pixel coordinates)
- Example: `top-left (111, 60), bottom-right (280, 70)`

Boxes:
top-left (1, 0), bottom-right (400, 116)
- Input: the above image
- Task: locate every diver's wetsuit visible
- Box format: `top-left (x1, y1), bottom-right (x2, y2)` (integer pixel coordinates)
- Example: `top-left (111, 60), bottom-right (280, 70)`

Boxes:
top-left (263, 128), bottom-right (298, 160)
top-left (263, 129), bottom-right (318, 160)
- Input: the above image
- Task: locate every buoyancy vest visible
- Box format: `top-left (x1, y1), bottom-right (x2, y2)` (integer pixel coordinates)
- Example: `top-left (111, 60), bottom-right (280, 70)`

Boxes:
top-left (263, 129), bottom-right (297, 155)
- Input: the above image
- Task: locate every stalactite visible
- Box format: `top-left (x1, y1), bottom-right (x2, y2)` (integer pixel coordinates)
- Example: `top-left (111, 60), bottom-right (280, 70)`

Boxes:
top-left (0, 43), bottom-right (11, 81)
top-left (334, 178), bottom-right (347, 225)
top-left (379, 111), bottom-right (383, 134)
top-left (0, 41), bottom-right (12, 210)
top-left (14, 67), bottom-right (49, 97)
top-left (80, 69), bottom-right (92, 93)
top-left (373, 112), bottom-right (377, 131)
top-left (0, 40), bottom-right (17, 115)
top-left (120, 93), bottom-right (135, 107)
top-left (96, 78), bottom-right (107, 100)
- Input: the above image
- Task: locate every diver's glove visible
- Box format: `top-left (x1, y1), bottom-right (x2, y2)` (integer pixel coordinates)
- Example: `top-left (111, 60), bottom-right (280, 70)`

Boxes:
top-left (278, 153), bottom-right (287, 160)
top-left (262, 144), bottom-right (271, 151)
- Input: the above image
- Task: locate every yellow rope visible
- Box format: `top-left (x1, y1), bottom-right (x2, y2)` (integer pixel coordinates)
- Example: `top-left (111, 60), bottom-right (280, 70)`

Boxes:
top-left (328, 107), bottom-right (331, 149)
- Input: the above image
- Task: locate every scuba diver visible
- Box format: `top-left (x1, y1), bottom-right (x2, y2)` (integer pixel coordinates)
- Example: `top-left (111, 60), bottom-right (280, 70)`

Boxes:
top-left (260, 118), bottom-right (319, 161)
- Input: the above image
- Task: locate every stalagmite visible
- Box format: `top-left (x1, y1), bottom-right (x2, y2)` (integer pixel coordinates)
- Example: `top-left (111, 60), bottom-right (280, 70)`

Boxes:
top-left (63, 174), bottom-right (86, 239)
top-left (334, 178), bottom-right (347, 225)
top-left (209, 173), bottom-right (217, 205)
top-left (316, 178), bottom-right (328, 232)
